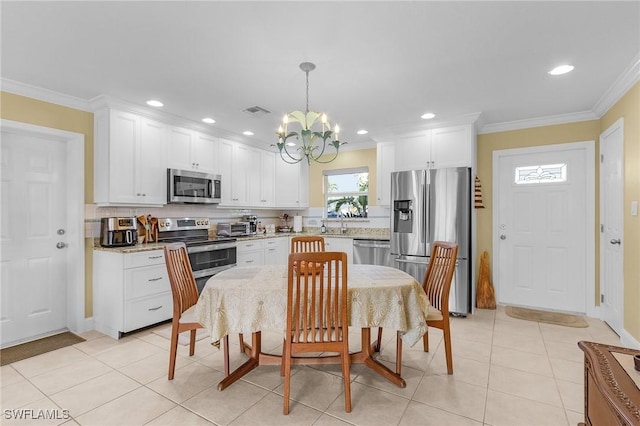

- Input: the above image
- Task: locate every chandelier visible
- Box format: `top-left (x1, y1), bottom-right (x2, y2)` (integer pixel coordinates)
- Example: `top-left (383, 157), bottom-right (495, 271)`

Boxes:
top-left (274, 62), bottom-right (346, 164)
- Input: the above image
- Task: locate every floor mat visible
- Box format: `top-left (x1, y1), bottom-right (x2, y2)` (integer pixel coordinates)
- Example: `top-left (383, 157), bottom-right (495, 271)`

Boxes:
top-left (1, 332), bottom-right (86, 366)
top-left (505, 306), bottom-right (589, 328)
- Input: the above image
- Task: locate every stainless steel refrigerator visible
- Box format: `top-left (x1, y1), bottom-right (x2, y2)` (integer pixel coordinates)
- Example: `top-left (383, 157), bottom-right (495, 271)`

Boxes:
top-left (390, 167), bottom-right (471, 315)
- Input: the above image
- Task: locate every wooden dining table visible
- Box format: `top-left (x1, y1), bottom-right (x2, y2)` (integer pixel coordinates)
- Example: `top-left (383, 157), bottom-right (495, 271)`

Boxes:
top-left (196, 264), bottom-right (430, 390)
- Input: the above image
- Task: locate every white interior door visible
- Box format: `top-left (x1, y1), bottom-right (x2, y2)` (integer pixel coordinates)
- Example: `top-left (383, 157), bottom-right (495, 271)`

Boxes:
top-left (494, 142), bottom-right (594, 313)
top-left (1, 131), bottom-right (69, 346)
top-left (600, 119), bottom-right (624, 335)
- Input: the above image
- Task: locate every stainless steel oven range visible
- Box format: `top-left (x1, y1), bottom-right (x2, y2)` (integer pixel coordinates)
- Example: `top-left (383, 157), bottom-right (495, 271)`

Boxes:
top-left (157, 217), bottom-right (237, 293)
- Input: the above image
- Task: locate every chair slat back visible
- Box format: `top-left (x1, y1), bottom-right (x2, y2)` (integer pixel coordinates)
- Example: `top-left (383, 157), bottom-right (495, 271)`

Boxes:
top-left (287, 251), bottom-right (348, 345)
top-left (163, 242), bottom-right (200, 320)
top-left (291, 236), bottom-right (325, 253)
top-left (423, 241), bottom-right (459, 314)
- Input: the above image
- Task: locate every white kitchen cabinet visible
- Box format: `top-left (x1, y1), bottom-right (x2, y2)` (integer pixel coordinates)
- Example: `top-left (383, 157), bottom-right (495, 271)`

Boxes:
top-left (219, 139), bottom-right (251, 206)
top-left (394, 124), bottom-right (474, 171)
top-left (93, 249), bottom-right (171, 339)
top-left (94, 109), bottom-right (167, 206)
top-left (236, 240), bottom-right (264, 266)
top-left (324, 237), bottom-right (353, 264)
top-left (247, 148), bottom-right (276, 208)
top-left (376, 142), bottom-right (395, 206)
top-left (275, 160), bottom-right (309, 209)
top-left (264, 237), bottom-right (288, 264)
top-left (430, 124), bottom-right (474, 168)
top-left (259, 150), bottom-right (276, 207)
top-left (167, 126), bottom-right (219, 174)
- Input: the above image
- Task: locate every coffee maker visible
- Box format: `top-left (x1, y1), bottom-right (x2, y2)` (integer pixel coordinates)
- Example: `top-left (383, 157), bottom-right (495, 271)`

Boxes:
top-left (100, 217), bottom-right (138, 247)
top-left (243, 215), bottom-right (258, 235)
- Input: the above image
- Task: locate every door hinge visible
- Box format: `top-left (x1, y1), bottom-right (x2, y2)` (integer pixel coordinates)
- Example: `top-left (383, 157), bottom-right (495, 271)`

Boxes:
top-left (601, 224), bottom-right (604, 233)
top-left (601, 294), bottom-right (604, 303)
top-left (600, 154), bottom-right (604, 163)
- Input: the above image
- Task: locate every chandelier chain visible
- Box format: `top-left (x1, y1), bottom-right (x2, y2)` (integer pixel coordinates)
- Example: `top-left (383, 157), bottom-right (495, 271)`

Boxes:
top-left (305, 69), bottom-right (310, 113)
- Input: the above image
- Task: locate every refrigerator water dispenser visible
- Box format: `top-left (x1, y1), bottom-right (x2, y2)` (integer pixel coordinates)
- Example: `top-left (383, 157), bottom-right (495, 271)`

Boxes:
top-left (393, 200), bottom-right (413, 233)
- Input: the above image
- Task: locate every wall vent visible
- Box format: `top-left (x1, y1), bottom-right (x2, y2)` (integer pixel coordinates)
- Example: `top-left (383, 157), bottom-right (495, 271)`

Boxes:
top-left (243, 106), bottom-right (271, 116)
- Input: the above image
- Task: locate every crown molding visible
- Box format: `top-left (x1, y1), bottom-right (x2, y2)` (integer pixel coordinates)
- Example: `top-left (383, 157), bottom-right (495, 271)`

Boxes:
top-left (479, 55), bottom-right (640, 134)
top-left (1, 78), bottom-right (92, 112)
top-left (388, 112), bottom-right (482, 137)
top-left (592, 54), bottom-right (640, 117)
top-left (479, 110), bottom-right (599, 134)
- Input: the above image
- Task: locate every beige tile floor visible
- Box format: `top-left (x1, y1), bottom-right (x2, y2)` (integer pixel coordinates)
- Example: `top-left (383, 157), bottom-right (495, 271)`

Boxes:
top-left (0, 305), bottom-right (622, 426)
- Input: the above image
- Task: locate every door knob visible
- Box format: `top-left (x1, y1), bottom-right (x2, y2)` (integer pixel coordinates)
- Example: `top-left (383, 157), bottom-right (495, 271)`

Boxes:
top-left (500, 234), bottom-right (507, 240)
top-left (610, 239), bottom-right (621, 245)
top-left (56, 242), bottom-right (67, 249)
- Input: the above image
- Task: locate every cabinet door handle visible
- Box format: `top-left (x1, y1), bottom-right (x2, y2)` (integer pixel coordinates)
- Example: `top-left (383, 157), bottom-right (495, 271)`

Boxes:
top-left (148, 255), bottom-right (163, 259)
top-left (148, 305), bottom-right (163, 311)
top-left (246, 259), bottom-right (254, 263)
top-left (148, 277), bottom-right (163, 282)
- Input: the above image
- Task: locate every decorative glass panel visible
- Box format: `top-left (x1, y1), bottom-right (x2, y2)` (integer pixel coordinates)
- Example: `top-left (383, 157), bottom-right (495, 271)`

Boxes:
top-left (515, 163), bottom-right (567, 184)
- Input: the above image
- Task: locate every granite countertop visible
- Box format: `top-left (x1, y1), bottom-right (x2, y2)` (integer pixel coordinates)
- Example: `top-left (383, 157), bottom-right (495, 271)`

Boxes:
top-left (93, 228), bottom-right (391, 253)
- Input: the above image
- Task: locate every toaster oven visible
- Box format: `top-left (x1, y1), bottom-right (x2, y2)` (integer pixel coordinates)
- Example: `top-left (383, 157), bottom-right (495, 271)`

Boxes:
top-left (216, 222), bottom-right (251, 237)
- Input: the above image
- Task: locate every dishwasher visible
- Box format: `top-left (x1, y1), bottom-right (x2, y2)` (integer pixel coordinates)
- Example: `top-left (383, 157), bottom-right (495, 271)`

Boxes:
top-left (353, 239), bottom-right (392, 266)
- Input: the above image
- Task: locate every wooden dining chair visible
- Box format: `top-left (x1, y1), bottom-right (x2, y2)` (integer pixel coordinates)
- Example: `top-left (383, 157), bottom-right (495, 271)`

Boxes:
top-left (283, 251), bottom-right (351, 415)
top-left (377, 241), bottom-right (458, 375)
top-left (290, 236), bottom-right (325, 253)
top-left (164, 242), bottom-right (230, 380)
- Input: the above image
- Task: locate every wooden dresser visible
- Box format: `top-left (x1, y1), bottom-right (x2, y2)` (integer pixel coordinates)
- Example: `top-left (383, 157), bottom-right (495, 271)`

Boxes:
top-left (578, 341), bottom-right (640, 426)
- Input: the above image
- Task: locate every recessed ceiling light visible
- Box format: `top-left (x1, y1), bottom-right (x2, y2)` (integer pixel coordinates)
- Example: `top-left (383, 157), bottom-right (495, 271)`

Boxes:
top-left (202, 117), bottom-right (216, 124)
top-left (357, 129), bottom-right (368, 135)
top-left (548, 65), bottom-right (574, 75)
top-left (421, 113), bottom-right (435, 119)
top-left (243, 131), bottom-right (254, 136)
top-left (146, 99), bottom-right (163, 107)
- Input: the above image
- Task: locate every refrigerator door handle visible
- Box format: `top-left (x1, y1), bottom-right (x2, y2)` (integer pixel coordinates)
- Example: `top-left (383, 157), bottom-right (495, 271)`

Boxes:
top-left (395, 258), bottom-right (430, 265)
top-left (419, 182), bottom-right (425, 245)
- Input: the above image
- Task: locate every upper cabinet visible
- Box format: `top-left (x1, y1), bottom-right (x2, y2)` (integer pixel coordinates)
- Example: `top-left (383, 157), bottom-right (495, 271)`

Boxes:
top-left (394, 124), bottom-right (475, 171)
top-left (167, 127), bottom-right (219, 174)
top-left (430, 125), bottom-right (474, 169)
top-left (247, 148), bottom-right (276, 208)
top-left (94, 108), bottom-right (167, 206)
top-left (218, 139), bottom-right (276, 209)
top-left (275, 160), bottom-right (309, 209)
top-left (377, 124), bottom-right (476, 206)
top-left (376, 142), bottom-right (395, 206)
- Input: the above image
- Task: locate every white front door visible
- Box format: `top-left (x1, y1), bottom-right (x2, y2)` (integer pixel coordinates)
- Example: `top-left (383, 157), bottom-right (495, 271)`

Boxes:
top-left (600, 119), bottom-right (624, 335)
top-left (1, 131), bottom-right (69, 346)
top-left (494, 141), bottom-right (594, 313)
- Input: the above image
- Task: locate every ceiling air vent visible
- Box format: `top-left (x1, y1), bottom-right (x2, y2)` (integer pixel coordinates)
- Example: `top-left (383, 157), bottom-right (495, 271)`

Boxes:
top-left (243, 106), bottom-right (271, 116)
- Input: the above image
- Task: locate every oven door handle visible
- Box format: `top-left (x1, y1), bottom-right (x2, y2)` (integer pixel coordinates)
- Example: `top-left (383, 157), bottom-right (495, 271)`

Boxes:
top-left (192, 264), bottom-right (236, 278)
top-left (187, 242), bottom-right (237, 253)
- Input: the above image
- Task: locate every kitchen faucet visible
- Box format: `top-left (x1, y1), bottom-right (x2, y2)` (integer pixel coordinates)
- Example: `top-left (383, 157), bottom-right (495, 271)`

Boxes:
top-left (340, 217), bottom-right (347, 234)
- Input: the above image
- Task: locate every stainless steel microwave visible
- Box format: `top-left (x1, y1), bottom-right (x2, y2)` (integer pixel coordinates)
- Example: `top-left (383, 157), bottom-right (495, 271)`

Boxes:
top-left (167, 169), bottom-right (221, 204)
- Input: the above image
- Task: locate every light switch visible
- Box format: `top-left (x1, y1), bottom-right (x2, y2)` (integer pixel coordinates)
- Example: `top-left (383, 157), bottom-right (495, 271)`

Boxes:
top-left (631, 201), bottom-right (638, 217)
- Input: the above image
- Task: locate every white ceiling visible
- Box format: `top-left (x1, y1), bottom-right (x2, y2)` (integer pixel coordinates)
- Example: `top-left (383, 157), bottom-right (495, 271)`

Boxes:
top-left (2, 1), bottom-right (639, 150)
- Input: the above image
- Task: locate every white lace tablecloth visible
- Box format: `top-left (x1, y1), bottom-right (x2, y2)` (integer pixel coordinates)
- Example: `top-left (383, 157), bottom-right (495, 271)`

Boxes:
top-left (196, 264), bottom-right (430, 347)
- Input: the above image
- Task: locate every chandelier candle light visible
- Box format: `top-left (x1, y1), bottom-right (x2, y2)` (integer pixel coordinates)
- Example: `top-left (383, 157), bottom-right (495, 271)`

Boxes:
top-left (274, 62), bottom-right (346, 164)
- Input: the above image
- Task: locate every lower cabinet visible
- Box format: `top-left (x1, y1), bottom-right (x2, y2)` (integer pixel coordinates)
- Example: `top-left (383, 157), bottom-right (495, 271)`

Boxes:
top-left (237, 236), bottom-right (290, 266)
top-left (236, 240), bottom-right (264, 266)
top-left (324, 237), bottom-right (354, 264)
top-left (93, 249), bottom-right (171, 339)
top-left (264, 237), bottom-right (289, 265)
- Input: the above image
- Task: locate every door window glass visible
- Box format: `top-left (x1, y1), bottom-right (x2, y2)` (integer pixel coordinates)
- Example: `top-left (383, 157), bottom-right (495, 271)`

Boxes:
top-left (514, 163), bottom-right (567, 184)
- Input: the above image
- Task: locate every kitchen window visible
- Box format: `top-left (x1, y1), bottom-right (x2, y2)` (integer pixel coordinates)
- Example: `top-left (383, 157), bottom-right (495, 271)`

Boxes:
top-left (324, 167), bottom-right (368, 218)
